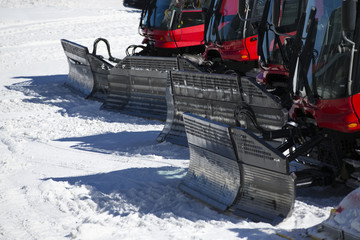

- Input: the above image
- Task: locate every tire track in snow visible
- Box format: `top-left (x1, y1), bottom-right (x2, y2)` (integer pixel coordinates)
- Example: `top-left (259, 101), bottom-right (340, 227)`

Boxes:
top-left (0, 13), bottom-right (135, 41)
top-left (0, 174), bottom-right (70, 239)
top-left (0, 0), bottom-right (123, 8)
top-left (0, 9), bottom-right (142, 71)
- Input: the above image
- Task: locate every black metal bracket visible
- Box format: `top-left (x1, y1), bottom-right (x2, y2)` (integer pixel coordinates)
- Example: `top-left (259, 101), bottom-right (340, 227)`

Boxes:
top-left (92, 38), bottom-right (121, 63)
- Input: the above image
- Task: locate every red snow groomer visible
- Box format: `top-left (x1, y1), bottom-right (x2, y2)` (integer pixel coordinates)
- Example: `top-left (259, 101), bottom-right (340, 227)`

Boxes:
top-left (202, 0), bottom-right (264, 72)
top-left (178, 0), bottom-right (360, 225)
top-left (61, 0), bottom-right (208, 120)
top-left (137, 0), bottom-right (206, 56)
top-left (255, 0), bottom-right (307, 109)
top-left (157, 0), bottom-right (267, 145)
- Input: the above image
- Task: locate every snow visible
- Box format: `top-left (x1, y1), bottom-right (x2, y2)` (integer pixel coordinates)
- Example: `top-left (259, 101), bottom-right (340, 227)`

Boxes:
top-left (0, 0), bottom-right (357, 239)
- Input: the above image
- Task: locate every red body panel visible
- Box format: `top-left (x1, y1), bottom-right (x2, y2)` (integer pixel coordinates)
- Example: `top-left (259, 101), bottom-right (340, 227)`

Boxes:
top-left (245, 35), bottom-right (258, 61)
top-left (141, 24), bottom-right (204, 49)
top-left (290, 94), bottom-right (360, 133)
top-left (203, 36), bottom-right (259, 62)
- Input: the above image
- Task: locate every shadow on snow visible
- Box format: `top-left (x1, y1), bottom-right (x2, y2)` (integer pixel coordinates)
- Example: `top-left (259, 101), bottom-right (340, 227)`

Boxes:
top-left (43, 167), bottom-right (225, 221)
top-left (9, 75), bottom-right (189, 158)
top-left (43, 167), bottom-right (297, 238)
top-left (55, 131), bottom-right (189, 160)
top-left (9, 75), bottom-right (162, 126)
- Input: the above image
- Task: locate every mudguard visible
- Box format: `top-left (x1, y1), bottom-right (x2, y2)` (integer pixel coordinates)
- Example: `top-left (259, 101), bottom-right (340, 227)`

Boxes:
top-left (179, 113), bottom-right (295, 224)
top-left (61, 39), bottom-right (113, 100)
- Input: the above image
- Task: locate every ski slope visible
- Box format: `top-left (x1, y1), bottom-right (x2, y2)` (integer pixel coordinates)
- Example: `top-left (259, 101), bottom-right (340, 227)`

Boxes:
top-left (0, 1), bottom-right (355, 239)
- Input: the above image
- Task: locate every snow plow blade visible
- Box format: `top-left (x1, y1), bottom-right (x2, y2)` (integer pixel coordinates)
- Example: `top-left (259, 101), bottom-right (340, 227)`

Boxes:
top-left (179, 113), bottom-right (295, 224)
top-left (102, 56), bottom-right (201, 121)
top-left (157, 71), bottom-right (240, 145)
top-left (61, 39), bottom-right (113, 100)
top-left (158, 72), bottom-right (288, 146)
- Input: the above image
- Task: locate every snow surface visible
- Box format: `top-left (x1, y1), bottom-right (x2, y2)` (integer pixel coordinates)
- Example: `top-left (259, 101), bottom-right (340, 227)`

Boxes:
top-left (0, 0), bottom-right (355, 239)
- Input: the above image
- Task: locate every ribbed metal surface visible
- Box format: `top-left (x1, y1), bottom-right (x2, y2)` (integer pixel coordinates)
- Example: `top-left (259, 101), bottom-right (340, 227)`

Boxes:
top-left (102, 56), bottom-right (180, 120)
top-left (120, 56), bottom-right (178, 71)
top-left (172, 71), bottom-right (239, 93)
top-left (241, 77), bottom-right (270, 103)
top-left (231, 127), bottom-right (295, 224)
top-left (156, 79), bottom-right (188, 145)
top-left (61, 39), bottom-right (89, 64)
top-left (240, 77), bottom-right (288, 130)
top-left (183, 113), bottom-right (235, 156)
top-left (180, 145), bottom-right (241, 211)
top-left (179, 113), bottom-right (240, 211)
top-left (231, 127), bottom-right (288, 174)
top-left (158, 71), bottom-right (241, 145)
top-left (232, 165), bottom-right (295, 223)
top-left (178, 57), bottom-right (203, 72)
top-left (61, 39), bottom-right (113, 100)
top-left (103, 67), bottom-right (168, 120)
top-left (61, 39), bottom-right (94, 97)
top-left (87, 55), bottom-right (112, 100)
top-left (180, 113), bottom-right (295, 225)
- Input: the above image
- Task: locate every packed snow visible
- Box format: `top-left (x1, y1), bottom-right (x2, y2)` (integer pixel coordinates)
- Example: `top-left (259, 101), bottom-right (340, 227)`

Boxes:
top-left (0, 0), bottom-right (357, 239)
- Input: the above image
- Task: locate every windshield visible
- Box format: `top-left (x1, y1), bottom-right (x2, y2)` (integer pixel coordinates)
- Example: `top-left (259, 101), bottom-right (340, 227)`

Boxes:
top-left (142, 0), bottom-right (206, 30)
top-left (205, 0), bottom-right (265, 43)
top-left (247, 0), bottom-right (266, 37)
top-left (296, 0), bottom-right (355, 99)
top-left (142, 0), bottom-right (172, 30)
top-left (260, 0), bottom-right (306, 66)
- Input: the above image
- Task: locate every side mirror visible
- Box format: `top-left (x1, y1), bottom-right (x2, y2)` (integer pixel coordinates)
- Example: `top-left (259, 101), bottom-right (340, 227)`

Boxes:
top-left (342, 0), bottom-right (357, 32)
top-left (272, 0), bottom-right (281, 27)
